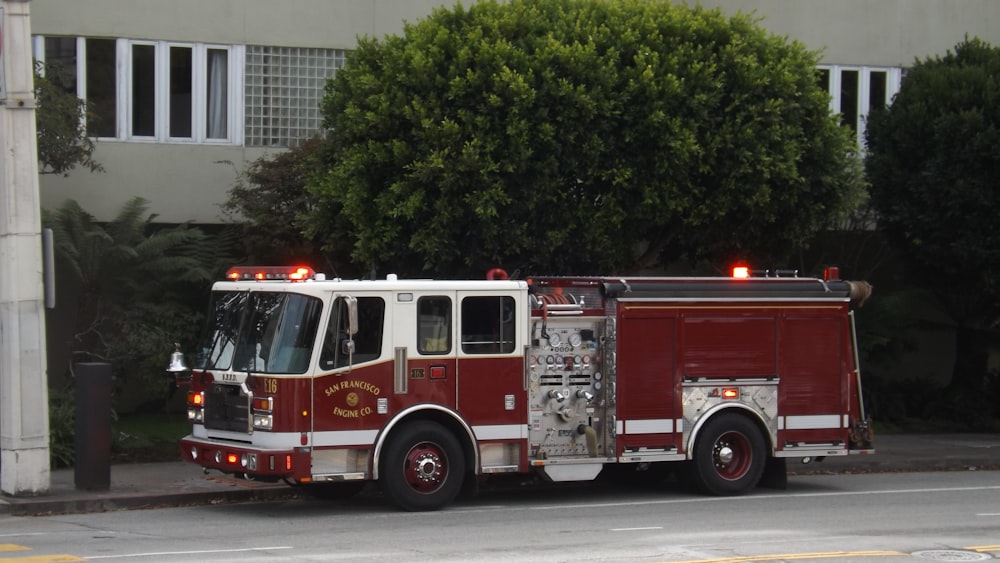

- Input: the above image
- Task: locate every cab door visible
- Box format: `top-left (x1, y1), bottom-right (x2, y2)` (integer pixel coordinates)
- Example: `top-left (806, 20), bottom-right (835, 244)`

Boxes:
top-left (455, 292), bottom-right (525, 429)
top-left (399, 292), bottom-right (458, 409)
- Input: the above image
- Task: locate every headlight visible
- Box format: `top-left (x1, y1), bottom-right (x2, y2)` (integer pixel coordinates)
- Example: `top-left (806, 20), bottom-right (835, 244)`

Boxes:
top-left (253, 414), bottom-right (273, 430)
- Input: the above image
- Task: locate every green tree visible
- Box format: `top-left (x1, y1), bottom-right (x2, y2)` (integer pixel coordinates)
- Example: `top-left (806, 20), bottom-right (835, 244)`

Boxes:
top-left (35, 60), bottom-right (102, 176)
top-left (310, 0), bottom-right (859, 277)
top-left (865, 37), bottom-right (1000, 401)
top-left (222, 137), bottom-right (351, 274)
top-left (44, 198), bottom-right (218, 402)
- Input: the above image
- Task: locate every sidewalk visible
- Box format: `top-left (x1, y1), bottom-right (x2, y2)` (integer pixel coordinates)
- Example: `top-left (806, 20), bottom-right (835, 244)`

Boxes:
top-left (2, 433), bottom-right (998, 516)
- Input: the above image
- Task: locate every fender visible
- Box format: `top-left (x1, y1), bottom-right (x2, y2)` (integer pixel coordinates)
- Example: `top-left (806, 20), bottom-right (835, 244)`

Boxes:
top-left (371, 404), bottom-right (479, 480)
top-left (685, 402), bottom-right (775, 460)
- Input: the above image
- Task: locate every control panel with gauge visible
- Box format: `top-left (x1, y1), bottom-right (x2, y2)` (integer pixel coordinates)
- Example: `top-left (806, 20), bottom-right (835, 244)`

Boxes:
top-left (526, 317), bottom-right (612, 461)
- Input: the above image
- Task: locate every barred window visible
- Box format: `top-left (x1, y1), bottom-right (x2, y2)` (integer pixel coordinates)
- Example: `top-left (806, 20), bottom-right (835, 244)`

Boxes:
top-left (244, 46), bottom-right (348, 148)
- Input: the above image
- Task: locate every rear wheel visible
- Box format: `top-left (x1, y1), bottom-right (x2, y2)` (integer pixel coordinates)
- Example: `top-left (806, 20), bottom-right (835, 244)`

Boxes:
top-left (690, 412), bottom-right (767, 495)
top-left (379, 421), bottom-right (465, 511)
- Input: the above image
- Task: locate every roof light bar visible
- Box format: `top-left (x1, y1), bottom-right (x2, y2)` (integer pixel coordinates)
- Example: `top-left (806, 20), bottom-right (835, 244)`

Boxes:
top-left (225, 266), bottom-right (315, 281)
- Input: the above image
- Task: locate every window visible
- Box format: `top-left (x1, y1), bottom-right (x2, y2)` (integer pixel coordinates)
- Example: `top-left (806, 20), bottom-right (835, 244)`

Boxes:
top-left (869, 71), bottom-right (887, 113)
top-left (195, 291), bottom-right (323, 374)
top-left (417, 297), bottom-right (452, 355)
top-left (131, 43), bottom-right (156, 137)
top-left (33, 35), bottom-right (242, 144)
top-left (42, 36), bottom-right (78, 94)
top-left (207, 48), bottom-right (229, 139)
top-left (245, 45), bottom-right (347, 147)
top-left (461, 296), bottom-right (515, 354)
top-left (320, 297), bottom-right (385, 369)
top-left (170, 46), bottom-right (193, 138)
top-left (839, 69), bottom-right (859, 135)
top-left (818, 65), bottom-right (902, 150)
top-left (86, 38), bottom-right (117, 138)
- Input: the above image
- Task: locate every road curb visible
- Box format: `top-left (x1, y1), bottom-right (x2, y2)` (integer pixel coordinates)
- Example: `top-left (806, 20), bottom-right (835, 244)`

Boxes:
top-left (1, 487), bottom-right (300, 517)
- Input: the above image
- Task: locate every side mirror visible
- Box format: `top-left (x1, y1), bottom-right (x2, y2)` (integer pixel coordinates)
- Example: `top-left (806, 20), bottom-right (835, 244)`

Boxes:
top-left (345, 295), bottom-right (358, 336)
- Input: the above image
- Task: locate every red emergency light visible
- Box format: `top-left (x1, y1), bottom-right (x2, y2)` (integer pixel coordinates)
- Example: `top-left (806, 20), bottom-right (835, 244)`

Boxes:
top-left (732, 265), bottom-right (750, 279)
top-left (226, 265), bottom-right (315, 281)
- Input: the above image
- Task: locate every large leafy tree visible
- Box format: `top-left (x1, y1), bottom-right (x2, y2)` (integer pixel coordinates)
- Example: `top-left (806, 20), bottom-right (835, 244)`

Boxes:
top-left (310, 0), bottom-right (858, 276)
top-left (865, 37), bottom-right (1000, 396)
top-left (222, 137), bottom-right (351, 275)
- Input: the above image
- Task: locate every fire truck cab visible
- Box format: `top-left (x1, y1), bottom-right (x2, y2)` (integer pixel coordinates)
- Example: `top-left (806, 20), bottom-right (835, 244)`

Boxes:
top-left (177, 266), bottom-right (873, 511)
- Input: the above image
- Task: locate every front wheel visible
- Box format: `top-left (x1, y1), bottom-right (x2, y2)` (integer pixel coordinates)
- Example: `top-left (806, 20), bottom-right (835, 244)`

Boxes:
top-left (689, 413), bottom-right (767, 496)
top-left (379, 421), bottom-right (465, 511)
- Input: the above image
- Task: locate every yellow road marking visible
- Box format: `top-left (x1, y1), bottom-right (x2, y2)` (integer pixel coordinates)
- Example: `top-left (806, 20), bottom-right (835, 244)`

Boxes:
top-left (669, 550), bottom-right (905, 563)
top-left (968, 545), bottom-right (1000, 552)
top-left (0, 556), bottom-right (85, 562)
top-left (0, 544), bottom-right (86, 561)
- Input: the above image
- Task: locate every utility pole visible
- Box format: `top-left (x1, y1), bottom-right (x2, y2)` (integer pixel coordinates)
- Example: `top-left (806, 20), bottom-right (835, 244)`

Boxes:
top-left (0, 0), bottom-right (50, 496)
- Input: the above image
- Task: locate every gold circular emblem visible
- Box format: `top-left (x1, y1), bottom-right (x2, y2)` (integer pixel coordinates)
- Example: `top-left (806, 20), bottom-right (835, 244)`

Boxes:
top-left (346, 392), bottom-right (359, 407)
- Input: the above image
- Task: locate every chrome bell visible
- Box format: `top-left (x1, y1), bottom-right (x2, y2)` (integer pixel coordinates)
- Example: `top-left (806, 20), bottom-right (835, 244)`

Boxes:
top-left (167, 343), bottom-right (192, 386)
top-left (166, 342), bottom-right (190, 373)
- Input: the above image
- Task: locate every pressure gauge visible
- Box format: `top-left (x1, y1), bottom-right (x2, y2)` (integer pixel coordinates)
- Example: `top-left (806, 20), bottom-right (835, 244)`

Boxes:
top-left (547, 333), bottom-right (561, 347)
top-left (569, 333), bottom-right (582, 347)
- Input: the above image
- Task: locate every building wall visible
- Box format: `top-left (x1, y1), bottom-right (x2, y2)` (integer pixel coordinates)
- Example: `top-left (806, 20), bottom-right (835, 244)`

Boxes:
top-left (31, 0), bottom-right (1000, 224)
top-left (698, 0), bottom-right (1000, 67)
top-left (31, 0), bottom-right (442, 48)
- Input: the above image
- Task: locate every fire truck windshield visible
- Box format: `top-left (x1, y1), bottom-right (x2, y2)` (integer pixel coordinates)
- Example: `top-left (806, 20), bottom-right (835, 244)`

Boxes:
top-left (194, 291), bottom-right (323, 374)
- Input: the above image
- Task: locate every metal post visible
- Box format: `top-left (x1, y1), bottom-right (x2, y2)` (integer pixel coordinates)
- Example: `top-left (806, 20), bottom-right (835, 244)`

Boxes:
top-left (74, 363), bottom-right (112, 491)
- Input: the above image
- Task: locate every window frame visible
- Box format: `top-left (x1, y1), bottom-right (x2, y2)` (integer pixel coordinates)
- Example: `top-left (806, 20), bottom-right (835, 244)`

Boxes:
top-left (818, 65), bottom-right (902, 150)
top-left (33, 35), bottom-right (244, 145)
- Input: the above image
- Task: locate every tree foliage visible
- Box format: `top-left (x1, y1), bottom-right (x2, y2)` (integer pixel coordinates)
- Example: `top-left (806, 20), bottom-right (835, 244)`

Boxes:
top-left (222, 138), bottom-right (350, 274)
top-left (865, 37), bottom-right (1000, 393)
top-left (35, 61), bottom-right (103, 176)
top-left (44, 198), bottom-right (219, 405)
top-left (310, 0), bottom-right (858, 276)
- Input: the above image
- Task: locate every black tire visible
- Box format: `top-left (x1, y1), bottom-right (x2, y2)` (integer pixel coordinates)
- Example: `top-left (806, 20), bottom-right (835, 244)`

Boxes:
top-left (689, 412), bottom-right (767, 496)
top-left (379, 421), bottom-right (465, 511)
top-left (299, 481), bottom-right (365, 500)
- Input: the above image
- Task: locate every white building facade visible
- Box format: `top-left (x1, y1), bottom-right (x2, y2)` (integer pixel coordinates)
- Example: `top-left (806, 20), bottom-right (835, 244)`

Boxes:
top-left (30, 0), bottom-right (1000, 224)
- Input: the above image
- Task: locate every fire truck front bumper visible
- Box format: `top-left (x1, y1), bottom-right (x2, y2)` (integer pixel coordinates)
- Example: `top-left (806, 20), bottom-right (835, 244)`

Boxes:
top-left (180, 436), bottom-right (305, 481)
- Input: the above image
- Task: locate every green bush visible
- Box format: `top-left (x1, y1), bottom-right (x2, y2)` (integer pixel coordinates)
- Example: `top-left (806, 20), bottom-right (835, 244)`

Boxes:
top-left (48, 383), bottom-right (76, 468)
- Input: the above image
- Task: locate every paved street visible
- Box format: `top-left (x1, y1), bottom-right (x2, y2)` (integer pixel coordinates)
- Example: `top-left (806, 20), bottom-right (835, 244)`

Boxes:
top-left (2, 433), bottom-right (998, 516)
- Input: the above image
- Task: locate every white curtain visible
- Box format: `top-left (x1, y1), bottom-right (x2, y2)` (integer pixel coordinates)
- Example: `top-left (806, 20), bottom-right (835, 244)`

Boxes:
top-left (207, 49), bottom-right (228, 139)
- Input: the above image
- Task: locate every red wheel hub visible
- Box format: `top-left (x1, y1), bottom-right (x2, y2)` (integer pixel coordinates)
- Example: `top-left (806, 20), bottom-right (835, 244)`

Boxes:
top-left (713, 430), bottom-right (752, 481)
top-left (403, 441), bottom-right (448, 493)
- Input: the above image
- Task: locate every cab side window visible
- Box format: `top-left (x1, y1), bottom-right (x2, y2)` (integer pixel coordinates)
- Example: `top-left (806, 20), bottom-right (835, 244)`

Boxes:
top-left (418, 296), bottom-right (452, 354)
top-left (461, 296), bottom-right (515, 354)
top-left (320, 296), bottom-right (385, 369)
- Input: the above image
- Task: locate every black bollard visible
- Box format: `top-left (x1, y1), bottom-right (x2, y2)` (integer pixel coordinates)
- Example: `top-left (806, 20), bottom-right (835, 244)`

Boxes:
top-left (74, 362), bottom-right (112, 491)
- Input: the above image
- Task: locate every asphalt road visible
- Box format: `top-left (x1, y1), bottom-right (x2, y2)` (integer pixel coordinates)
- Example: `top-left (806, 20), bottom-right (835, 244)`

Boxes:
top-left (2, 470), bottom-right (999, 562)
top-left (2, 432), bottom-right (999, 516)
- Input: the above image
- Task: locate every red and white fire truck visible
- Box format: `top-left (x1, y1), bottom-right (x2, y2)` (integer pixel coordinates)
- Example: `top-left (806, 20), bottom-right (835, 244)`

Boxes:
top-left (174, 265), bottom-right (873, 511)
